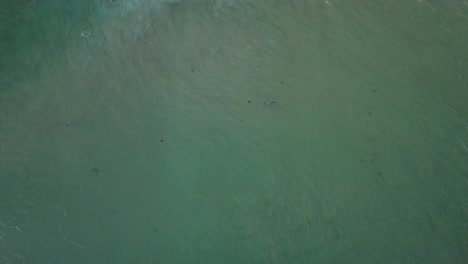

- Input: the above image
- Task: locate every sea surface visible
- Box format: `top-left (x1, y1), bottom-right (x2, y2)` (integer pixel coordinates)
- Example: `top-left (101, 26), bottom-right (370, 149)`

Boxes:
top-left (0, 0), bottom-right (467, 263)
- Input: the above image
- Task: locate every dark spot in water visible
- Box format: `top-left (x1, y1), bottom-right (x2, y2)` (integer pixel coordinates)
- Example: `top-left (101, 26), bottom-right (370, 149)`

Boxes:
top-left (374, 175), bottom-right (384, 185)
top-left (153, 228), bottom-right (158, 234)
top-left (191, 69), bottom-right (194, 72)
top-left (66, 123), bottom-right (70, 127)
top-left (372, 89), bottom-right (377, 92)
top-left (370, 159), bottom-right (374, 162)
top-left (377, 172), bottom-right (382, 176)
top-left (373, 152), bottom-right (377, 157)
top-left (160, 139), bottom-right (164, 143)
top-left (280, 81), bottom-right (284, 84)
top-left (360, 159), bottom-right (364, 163)
top-left (368, 112), bottom-right (372, 115)
top-left (92, 168), bottom-right (99, 173)
top-left (248, 100), bottom-right (250, 103)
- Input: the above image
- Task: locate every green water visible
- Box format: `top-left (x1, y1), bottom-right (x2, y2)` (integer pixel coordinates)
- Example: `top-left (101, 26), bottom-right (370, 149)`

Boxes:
top-left (1, 0), bottom-right (467, 263)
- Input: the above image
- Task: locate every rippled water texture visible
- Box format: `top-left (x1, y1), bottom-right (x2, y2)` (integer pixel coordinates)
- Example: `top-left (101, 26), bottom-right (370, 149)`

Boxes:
top-left (1, 0), bottom-right (467, 263)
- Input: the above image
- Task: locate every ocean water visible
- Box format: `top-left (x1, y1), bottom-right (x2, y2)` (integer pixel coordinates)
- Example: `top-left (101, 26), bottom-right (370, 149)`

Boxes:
top-left (0, 0), bottom-right (467, 263)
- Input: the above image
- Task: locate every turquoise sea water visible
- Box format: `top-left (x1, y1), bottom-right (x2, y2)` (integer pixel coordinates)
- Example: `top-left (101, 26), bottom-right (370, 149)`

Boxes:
top-left (1, 0), bottom-right (467, 263)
